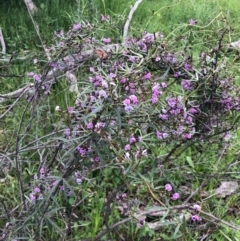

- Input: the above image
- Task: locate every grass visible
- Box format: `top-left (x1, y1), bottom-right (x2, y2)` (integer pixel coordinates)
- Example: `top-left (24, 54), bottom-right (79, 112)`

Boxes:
top-left (1, 0), bottom-right (240, 240)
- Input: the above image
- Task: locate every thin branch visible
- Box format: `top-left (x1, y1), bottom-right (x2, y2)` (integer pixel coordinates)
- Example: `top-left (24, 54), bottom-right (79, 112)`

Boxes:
top-left (123, 0), bottom-right (144, 43)
top-left (0, 28), bottom-right (6, 54)
top-left (24, 0), bottom-right (51, 61)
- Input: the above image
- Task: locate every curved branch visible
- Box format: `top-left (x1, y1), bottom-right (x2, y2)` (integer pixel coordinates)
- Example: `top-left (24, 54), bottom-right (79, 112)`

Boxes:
top-left (0, 28), bottom-right (6, 54)
top-left (123, 0), bottom-right (144, 43)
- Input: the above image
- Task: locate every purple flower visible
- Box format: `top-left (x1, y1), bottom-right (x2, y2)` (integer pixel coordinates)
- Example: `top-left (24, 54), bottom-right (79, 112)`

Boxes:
top-left (109, 73), bottom-right (116, 79)
top-left (165, 184), bottom-right (172, 192)
top-left (120, 78), bottom-right (127, 84)
top-left (129, 136), bottom-right (136, 144)
top-left (122, 193), bottom-right (127, 198)
top-left (159, 114), bottom-right (169, 120)
top-left (87, 122), bottom-right (93, 129)
top-left (184, 63), bottom-right (191, 71)
top-left (34, 187), bottom-right (41, 193)
top-left (137, 217), bottom-right (145, 228)
top-left (77, 147), bottom-right (87, 156)
top-left (76, 178), bottom-right (82, 184)
top-left (129, 56), bottom-right (136, 62)
top-left (123, 98), bottom-right (131, 106)
top-left (181, 80), bottom-right (193, 91)
top-left (174, 72), bottom-right (181, 78)
top-left (152, 83), bottom-right (161, 95)
top-left (129, 95), bottom-right (138, 105)
top-left (30, 193), bottom-right (36, 201)
top-left (189, 19), bottom-right (196, 25)
top-left (101, 14), bottom-right (110, 21)
top-left (171, 192), bottom-right (180, 200)
top-left (184, 133), bottom-right (192, 139)
top-left (68, 107), bottom-right (73, 114)
top-left (33, 74), bottom-right (41, 82)
top-left (189, 107), bottom-right (198, 114)
top-left (191, 215), bottom-right (202, 222)
top-left (167, 97), bottom-right (177, 108)
top-left (73, 23), bottom-right (81, 30)
top-left (99, 90), bottom-right (108, 99)
top-left (103, 38), bottom-right (111, 43)
top-left (143, 72), bottom-right (152, 80)
top-left (125, 105), bottom-right (134, 112)
top-left (124, 144), bottom-right (131, 151)
top-left (156, 131), bottom-right (168, 140)
top-left (152, 94), bottom-right (158, 104)
top-left (129, 82), bottom-right (135, 88)
top-left (65, 128), bottom-right (71, 136)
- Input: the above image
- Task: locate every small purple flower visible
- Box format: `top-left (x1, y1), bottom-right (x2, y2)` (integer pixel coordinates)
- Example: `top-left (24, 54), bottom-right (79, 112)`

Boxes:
top-left (73, 23), bottom-right (81, 30)
top-left (101, 14), bottom-right (110, 21)
top-left (125, 105), bottom-right (134, 112)
top-left (152, 94), bottom-right (158, 104)
top-left (181, 80), bottom-right (193, 91)
top-left (124, 144), bottom-right (131, 151)
top-left (174, 72), bottom-right (181, 78)
top-left (109, 73), bottom-right (116, 79)
top-left (171, 192), bottom-right (180, 200)
top-left (156, 131), bottom-right (168, 140)
top-left (143, 72), bottom-right (152, 80)
top-left (68, 107), bottom-right (74, 114)
top-left (33, 74), bottom-right (41, 82)
top-left (103, 38), bottom-right (111, 43)
top-left (184, 133), bottom-right (192, 139)
top-left (122, 193), bottom-right (127, 198)
top-left (129, 56), bottom-right (136, 62)
top-left (191, 215), bottom-right (202, 222)
top-left (152, 83), bottom-right (160, 93)
top-left (34, 187), bottom-right (41, 193)
top-left (167, 97), bottom-right (177, 108)
top-left (30, 193), bottom-right (36, 201)
top-left (129, 136), bottom-right (136, 144)
top-left (129, 95), bottom-right (138, 105)
top-left (159, 114), bottom-right (169, 121)
top-left (189, 19), bottom-right (196, 25)
top-left (77, 147), bottom-right (87, 156)
top-left (189, 107), bottom-right (198, 114)
top-left (165, 184), bottom-right (172, 192)
top-left (76, 178), bottom-right (82, 184)
top-left (65, 128), bottom-right (71, 136)
top-left (120, 78), bottom-right (127, 84)
top-left (99, 90), bottom-right (108, 99)
top-left (184, 63), bottom-right (191, 71)
top-left (123, 98), bottom-right (131, 106)
top-left (137, 217), bottom-right (145, 228)
top-left (129, 82), bottom-right (135, 88)
top-left (87, 122), bottom-right (93, 129)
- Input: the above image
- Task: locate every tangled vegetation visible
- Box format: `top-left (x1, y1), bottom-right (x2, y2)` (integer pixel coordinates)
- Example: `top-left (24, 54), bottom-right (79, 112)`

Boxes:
top-left (1, 1), bottom-right (240, 240)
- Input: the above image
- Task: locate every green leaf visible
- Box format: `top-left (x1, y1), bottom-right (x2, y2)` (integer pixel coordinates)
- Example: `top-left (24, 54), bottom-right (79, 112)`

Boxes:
top-left (186, 156), bottom-right (194, 168)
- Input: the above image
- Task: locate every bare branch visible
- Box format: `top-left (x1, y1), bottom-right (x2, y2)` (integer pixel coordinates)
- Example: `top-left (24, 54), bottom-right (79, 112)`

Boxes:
top-left (23, 0), bottom-right (38, 15)
top-left (123, 0), bottom-right (144, 42)
top-left (24, 0), bottom-right (51, 61)
top-left (0, 28), bottom-right (6, 54)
